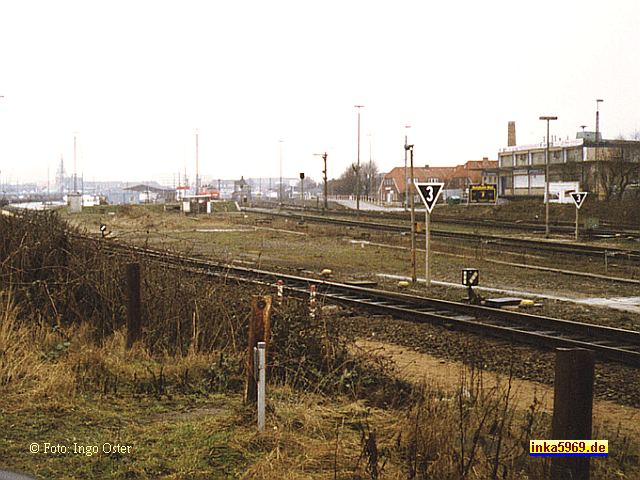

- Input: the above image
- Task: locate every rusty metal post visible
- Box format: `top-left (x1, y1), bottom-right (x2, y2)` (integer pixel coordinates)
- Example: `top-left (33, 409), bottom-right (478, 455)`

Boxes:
top-left (551, 348), bottom-right (595, 480)
top-left (245, 295), bottom-right (272, 404)
top-left (126, 262), bottom-right (141, 349)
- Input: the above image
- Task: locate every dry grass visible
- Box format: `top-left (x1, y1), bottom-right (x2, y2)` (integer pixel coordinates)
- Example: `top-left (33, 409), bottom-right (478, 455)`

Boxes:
top-left (2, 209), bottom-right (639, 479)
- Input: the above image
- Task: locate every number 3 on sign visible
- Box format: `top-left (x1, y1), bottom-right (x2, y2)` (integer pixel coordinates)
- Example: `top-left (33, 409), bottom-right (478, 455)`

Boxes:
top-left (414, 182), bottom-right (444, 213)
top-left (425, 186), bottom-right (434, 202)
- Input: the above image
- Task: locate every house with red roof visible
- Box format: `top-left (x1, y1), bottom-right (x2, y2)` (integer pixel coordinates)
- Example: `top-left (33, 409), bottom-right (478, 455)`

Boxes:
top-left (378, 158), bottom-right (497, 204)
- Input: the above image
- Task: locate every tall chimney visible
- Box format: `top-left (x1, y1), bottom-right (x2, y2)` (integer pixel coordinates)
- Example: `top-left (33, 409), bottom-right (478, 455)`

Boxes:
top-left (508, 121), bottom-right (516, 146)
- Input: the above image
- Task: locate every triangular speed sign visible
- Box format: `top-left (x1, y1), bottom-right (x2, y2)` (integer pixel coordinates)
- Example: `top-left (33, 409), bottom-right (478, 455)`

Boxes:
top-left (570, 192), bottom-right (588, 209)
top-left (414, 182), bottom-right (444, 213)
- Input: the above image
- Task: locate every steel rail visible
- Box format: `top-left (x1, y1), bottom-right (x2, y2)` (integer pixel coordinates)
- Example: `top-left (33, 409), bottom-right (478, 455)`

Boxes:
top-left (260, 201), bottom-right (640, 238)
top-left (85, 236), bottom-right (640, 366)
top-left (244, 207), bottom-right (640, 263)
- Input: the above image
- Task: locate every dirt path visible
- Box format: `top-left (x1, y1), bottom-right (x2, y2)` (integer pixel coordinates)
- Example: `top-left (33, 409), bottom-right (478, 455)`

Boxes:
top-left (356, 339), bottom-right (640, 438)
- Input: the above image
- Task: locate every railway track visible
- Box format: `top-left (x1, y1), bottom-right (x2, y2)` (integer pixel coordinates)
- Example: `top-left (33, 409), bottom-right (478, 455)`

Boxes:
top-left (263, 201), bottom-right (640, 238)
top-left (243, 207), bottom-right (640, 264)
top-left (90, 236), bottom-right (640, 367)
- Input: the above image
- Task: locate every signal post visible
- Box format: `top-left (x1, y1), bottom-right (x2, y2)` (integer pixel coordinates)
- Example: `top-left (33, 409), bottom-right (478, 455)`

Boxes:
top-left (414, 182), bottom-right (444, 287)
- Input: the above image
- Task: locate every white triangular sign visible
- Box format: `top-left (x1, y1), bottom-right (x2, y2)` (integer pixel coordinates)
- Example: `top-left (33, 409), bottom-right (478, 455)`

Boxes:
top-left (414, 182), bottom-right (444, 213)
top-left (570, 192), bottom-right (588, 209)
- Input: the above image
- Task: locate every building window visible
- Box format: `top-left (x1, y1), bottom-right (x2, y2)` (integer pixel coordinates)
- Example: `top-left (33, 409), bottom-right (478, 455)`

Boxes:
top-left (566, 148), bottom-right (582, 162)
top-left (532, 151), bottom-right (545, 165)
top-left (499, 154), bottom-right (513, 167)
top-left (516, 153), bottom-right (528, 166)
top-left (550, 150), bottom-right (563, 164)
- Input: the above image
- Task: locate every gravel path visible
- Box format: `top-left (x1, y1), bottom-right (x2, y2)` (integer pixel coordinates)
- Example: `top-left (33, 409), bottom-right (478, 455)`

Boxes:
top-left (331, 311), bottom-right (640, 409)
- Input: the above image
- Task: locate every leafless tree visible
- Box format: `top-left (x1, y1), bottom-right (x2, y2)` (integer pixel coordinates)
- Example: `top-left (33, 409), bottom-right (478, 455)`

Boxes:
top-left (595, 134), bottom-right (640, 200)
top-left (328, 161), bottom-right (380, 196)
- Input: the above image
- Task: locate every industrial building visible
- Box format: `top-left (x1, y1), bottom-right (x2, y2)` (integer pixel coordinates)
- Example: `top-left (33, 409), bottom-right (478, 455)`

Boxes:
top-left (496, 122), bottom-right (640, 200)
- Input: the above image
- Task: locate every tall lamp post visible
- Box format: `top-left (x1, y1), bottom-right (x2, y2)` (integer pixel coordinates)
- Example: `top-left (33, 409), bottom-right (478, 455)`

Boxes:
top-left (0, 96), bottom-right (4, 194)
top-left (540, 116), bottom-right (558, 238)
top-left (73, 132), bottom-right (78, 193)
top-left (195, 129), bottom-right (200, 195)
top-left (279, 140), bottom-right (284, 203)
top-left (405, 143), bottom-right (416, 283)
top-left (354, 105), bottom-right (364, 215)
top-left (313, 152), bottom-right (328, 212)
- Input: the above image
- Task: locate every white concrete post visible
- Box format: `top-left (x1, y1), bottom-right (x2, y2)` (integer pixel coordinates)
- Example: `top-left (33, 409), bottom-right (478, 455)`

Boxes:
top-left (256, 341), bottom-right (266, 431)
top-left (309, 284), bottom-right (317, 319)
top-left (276, 279), bottom-right (284, 305)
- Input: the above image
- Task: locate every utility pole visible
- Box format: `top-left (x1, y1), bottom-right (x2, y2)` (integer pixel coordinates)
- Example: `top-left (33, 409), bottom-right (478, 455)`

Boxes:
top-left (540, 116), bottom-right (558, 239)
top-left (354, 105), bottom-right (364, 215)
top-left (406, 143), bottom-right (417, 283)
top-left (313, 152), bottom-right (328, 212)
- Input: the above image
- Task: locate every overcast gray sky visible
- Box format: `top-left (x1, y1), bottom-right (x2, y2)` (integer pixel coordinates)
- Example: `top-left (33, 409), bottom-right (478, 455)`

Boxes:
top-left (1, 0), bottom-right (639, 185)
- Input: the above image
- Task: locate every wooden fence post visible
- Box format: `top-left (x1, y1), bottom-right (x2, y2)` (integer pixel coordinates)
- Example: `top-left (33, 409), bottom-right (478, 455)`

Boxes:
top-left (126, 262), bottom-right (141, 349)
top-left (245, 295), bottom-right (272, 403)
top-left (551, 347), bottom-right (595, 480)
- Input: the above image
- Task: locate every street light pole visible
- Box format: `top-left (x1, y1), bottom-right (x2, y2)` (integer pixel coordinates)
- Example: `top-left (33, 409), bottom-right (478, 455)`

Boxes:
top-left (405, 143), bottom-right (417, 283)
top-left (279, 140), bottom-right (284, 203)
top-left (354, 105), bottom-right (364, 215)
top-left (313, 152), bottom-right (328, 212)
top-left (73, 132), bottom-right (78, 193)
top-left (195, 129), bottom-right (200, 195)
top-left (540, 116), bottom-right (558, 239)
top-left (0, 96), bottom-right (4, 194)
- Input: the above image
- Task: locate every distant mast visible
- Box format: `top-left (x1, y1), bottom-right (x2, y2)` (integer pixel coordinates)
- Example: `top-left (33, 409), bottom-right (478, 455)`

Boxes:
top-left (73, 133), bottom-right (77, 193)
top-left (195, 129), bottom-right (200, 195)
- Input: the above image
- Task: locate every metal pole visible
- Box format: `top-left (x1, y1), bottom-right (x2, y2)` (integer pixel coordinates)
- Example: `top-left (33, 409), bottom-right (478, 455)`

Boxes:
top-left (575, 205), bottom-right (579, 241)
top-left (323, 153), bottom-right (328, 211)
top-left (195, 130), bottom-right (199, 195)
top-left (409, 146), bottom-right (416, 283)
top-left (314, 152), bottom-right (329, 212)
top-left (73, 133), bottom-right (77, 193)
top-left (256, 341), bottom-right (266, 432)
top-left (425, 208), bottom-right (430, 287)
top-left (404, 125), bottom-right (410, 210)
top-left (545, 120), bottom-right (550, 238)
top-left (595, 99), bottom-right (603, 198)
top-left (404, 135), bottom-right (408, 210)
top-left (279, 140), bottom-right (283, 203)
top-left (357, 109), bottom-right (360, 213)
top-left (540, 116), bottom-right (557, 238)
top-left (368, 133), bottom-right (373, 201)
top-left (355, 105), bottom-right (364, 215)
